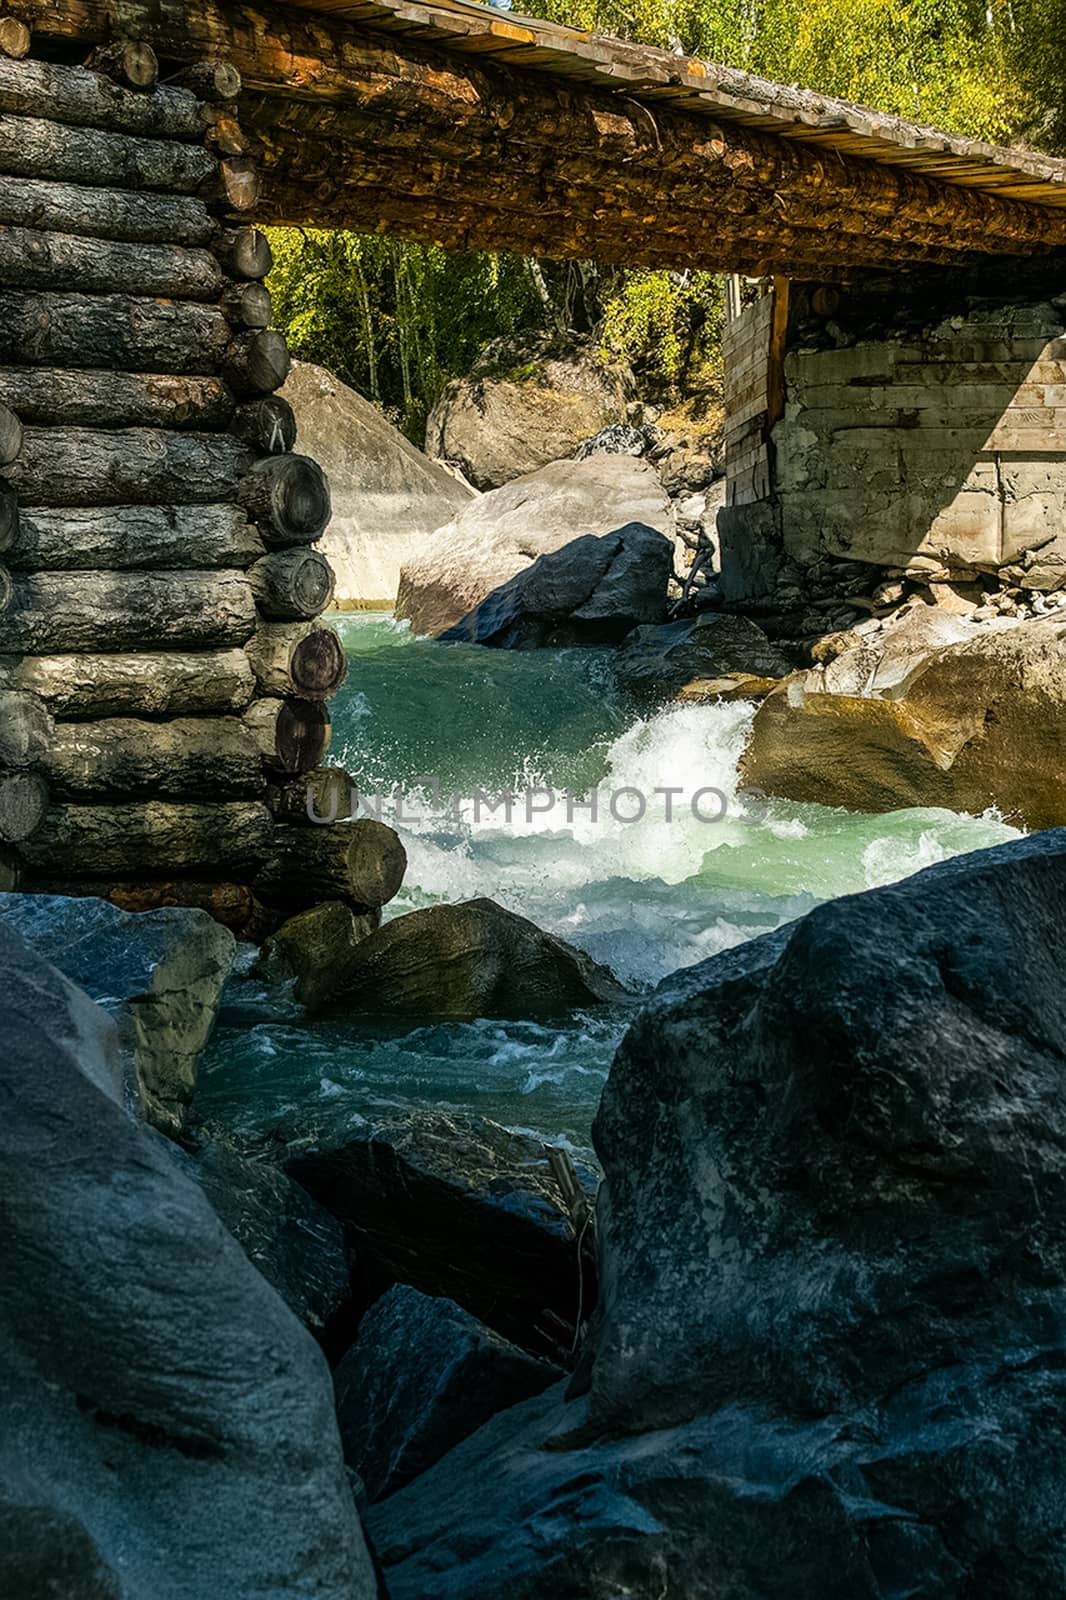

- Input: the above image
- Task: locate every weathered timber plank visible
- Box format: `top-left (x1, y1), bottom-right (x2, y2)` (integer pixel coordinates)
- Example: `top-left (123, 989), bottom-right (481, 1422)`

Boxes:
top-left (9, 504), bottom-right (265, 571)
top-left (0, 570), bottom-right (256, 652)
top-left (0, 649), bottom-right (256, 717)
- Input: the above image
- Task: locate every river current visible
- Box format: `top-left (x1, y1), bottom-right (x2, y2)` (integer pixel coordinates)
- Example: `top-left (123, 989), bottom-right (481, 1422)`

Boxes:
top-left (197, 614), bottom-right (1019, 1155)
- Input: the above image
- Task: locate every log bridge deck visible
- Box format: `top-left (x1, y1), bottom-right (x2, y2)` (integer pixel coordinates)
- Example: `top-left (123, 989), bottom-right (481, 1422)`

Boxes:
top-left (22, 0), bottom-right (1066, 276)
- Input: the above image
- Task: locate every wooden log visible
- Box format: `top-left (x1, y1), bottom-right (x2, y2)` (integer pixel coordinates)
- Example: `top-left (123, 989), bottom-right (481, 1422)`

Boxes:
top-left (240, 454), bottom-right (331, 545)
top-left (0, 648), bottom-right (255, 717)
top-left (0, 570), bottom-right (255, 652)
top-left (0, 484), bottom-right (15, 553)
top-left (0, 55), bottom-right (203, 135)
top-left (0, 844), bottom-right (19, 890)
top-left (9, 504), bottom-right (265, 571)
top-left (0, 768), bottom-right (48, 843)
top-left (167, 61), bottom-right (241, 101)
top-left (215, 157), bottom-right (260, 213)
top-left (10, 428), bottom-right (248, 506)
top-left (0, 369), bottom-right (233, 430)
top-left (243, 696), bottom-right (331, 775)
top-left (43, 715), bottom-right (266, 799)
top-left (246, 621), bottom-right (346, 699)
top-left (19, 800), bottom-right (274, 874)
top-left (267, 766), bottom-right (355, 825)
top-left (0, 565), bottom-right (12, 612)
top-left (0, 113), bottom-right (217, 193)
top-left (88, 40), bottom-right (159, 91)
top-left (256, 819), bottom-right (407, 911)
top-left (206, 108), bottom-right (249, 157)
top-left (214, 226), bottom-right (272, 280)
top-left (221, 280), bottom-right (272, 328)
top-left (0, 174), bottom-right (215, 245)
top-left (230, 396), bottom-right (296, 455)
top-left (0, 18), bottom-right (30, 59)
top-left (0, 225), bottom-right (223, 298)
top-left (0, 291), bottom-right (231, 375)
top-left (0, 400), bottom-right (21, 466)
top-left (20, 874), bottom-right (264, 935)
top-left (0, 688), bottom-right (52, 765)
top-left (224, 329), bottom-right (290, 395)
top-left (249, 548), bottom-right (334, 620)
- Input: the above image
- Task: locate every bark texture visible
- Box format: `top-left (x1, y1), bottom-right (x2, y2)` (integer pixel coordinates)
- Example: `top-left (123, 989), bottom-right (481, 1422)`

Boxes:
top-left (0, 369), bottom-right (233, 430)
top-left (0, 570), bottom-right (256, 652)
top-left (256, 819), bottom-right (407, 911)
top-left (9, 427), bottom-right (248, 505)
top-left (0, 225), bottom-right (224, 297)
top-left (9, 503), bottom-right (265, 570)
top-left (0, 291), bottom-right (231, 374)
top-left (0, 174), bottom-right (215, 245)
top-left (0, 55), bottom-right (204, 137)
top-left (249, 548), bottom-right (335, 619)
top-left (44, 716), bottom-right (266, 798)
top-left (0, 648), bottom-right (256, 717)
top-left (19, 799), bottom-right (274, 873)
top-left (243, 694), bottom-right (331, 774)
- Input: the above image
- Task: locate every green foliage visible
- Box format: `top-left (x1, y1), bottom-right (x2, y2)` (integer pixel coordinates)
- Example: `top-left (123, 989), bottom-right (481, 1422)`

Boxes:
top-left (599, 270), bottom-right (724, 396)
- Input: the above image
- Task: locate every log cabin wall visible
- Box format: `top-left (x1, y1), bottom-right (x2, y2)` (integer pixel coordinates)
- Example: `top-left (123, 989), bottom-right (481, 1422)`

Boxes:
top-left (0, 35), bottom-right (376, 937)
top-left (718, 263), bottom-right (1066, 608)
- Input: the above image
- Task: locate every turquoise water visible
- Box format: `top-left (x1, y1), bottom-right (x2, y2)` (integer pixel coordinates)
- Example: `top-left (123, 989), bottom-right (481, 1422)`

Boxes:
top-left (196, 614), bottom-right (1020, 1152)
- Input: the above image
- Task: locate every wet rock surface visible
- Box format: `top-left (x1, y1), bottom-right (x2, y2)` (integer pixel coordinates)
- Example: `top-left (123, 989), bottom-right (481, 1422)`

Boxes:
top-left (614, 612), bottom-right (790, 700)
top-left (0, 918), bottom-right (378, 1600)
top-left (256, 898), bottom-right (380, 1012)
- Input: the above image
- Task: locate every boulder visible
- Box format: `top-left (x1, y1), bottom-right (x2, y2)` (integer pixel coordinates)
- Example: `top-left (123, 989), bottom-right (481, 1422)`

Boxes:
top-left (613, 613), bottom-right (790, 701)
top-left (256, 898), bottom-right (380, 1011)
top-left (425, 334), bottom-right (633, 490)
top-left (289, 1110), bottom-right (597, 1362)
top-left (0, 891), bottom-right (234, 1135)
top-left (329, 898), bottom-right (632, 1020)
top-left (0, 918), bottom-right (377, 1599)
top-left (440, 522), bottom-right (673, 649)
top-left (281, 362), bottom-right (473, 606)
top-left (178, 1139), bottom-right (352, 1339)
top-left (743, 615), bottom-right (1066, 826)
top-left (395, 455), bottom-right (672, 637)
top-left (334, 1285), bottom-right (556, 1501)
top-left (374, 832), bottom-right (1066, 1597)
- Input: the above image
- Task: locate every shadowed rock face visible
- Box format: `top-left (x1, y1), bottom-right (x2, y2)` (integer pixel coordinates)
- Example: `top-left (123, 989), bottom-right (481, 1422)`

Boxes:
top-left (0, 918), bottom-right (378, 1600)
top-left (371, 832), bottom-right (1066, 1598)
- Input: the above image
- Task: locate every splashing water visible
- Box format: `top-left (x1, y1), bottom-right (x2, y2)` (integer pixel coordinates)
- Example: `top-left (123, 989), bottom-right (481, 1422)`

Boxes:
top-left (197, 614), bottom-right (1020, 1151)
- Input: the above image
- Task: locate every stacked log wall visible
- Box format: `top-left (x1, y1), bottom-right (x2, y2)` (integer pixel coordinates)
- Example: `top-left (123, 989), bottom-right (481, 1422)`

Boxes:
top-left (0, 36), bottom-right (398, 935)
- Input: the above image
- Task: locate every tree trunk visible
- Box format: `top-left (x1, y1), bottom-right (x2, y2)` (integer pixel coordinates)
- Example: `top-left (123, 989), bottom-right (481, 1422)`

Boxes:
top-left (0, 291), bottom-right (231, 374)
top-left (0, 174), bottom-right (215, 246)
top-left (0, 225), bottom-right (224, 298)
top-left (10, 427), bottom-right (248, 506)
top-left (256, 818), bottom-right (407, 911)
top-left (245, 621), bottom-right (347, 698)
top-left (0, 368), bottom-right (233, 430)
top-left (249, 548), bottom-right (335, 620)
top-left (221, 279), bottom-right (272, 328)
top-left (0, 689), bottom-right (52, 765)
top-left (0, 54), bottom-right (204, 137)
top-left (239, 453), bottom-right (331, 544)
top-left (267, 766), bottom-right (356, 825)
top-left (243, 695), bottom-right (331, 775)
top-left (19, 799), bottom-right (274, 874)
top-left (230, 395), bottom-right (296, 455)
top-left (0, 19), bottom-right (31, 60)
top-left (214, 226), bottom-right (272, 279)
top-left (9, 503), bottom-right (265, 571)
top-left (0, 768), bottom-right (49, 843)
top-left (0, 570), bottom-right (255, 652)
top-left (0, 112), bottom-right (216, 192)
top-left (0, 648), bottom-right (255, 717)
top-left (43, 715), bottom-right (266, 799)
top-left (224, 329), bottom-right (290, 395)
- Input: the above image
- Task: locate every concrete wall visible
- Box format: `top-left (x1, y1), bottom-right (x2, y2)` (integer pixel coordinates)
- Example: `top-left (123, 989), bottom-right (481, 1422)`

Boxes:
top-left (719, 268), bottom-right (1066, 604)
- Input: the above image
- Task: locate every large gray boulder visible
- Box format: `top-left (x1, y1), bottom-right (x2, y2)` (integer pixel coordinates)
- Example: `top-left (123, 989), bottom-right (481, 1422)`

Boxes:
top-left (0, 918), bottom-right (377, 1599)
top-left (613, 612), bottom-right (790, 700)
top-left (425, 334), bottom-right (633, 490)
top-left (371, 832), bottom-right (1066, 1596)
top-left (440, 522), bottom-right (673, 648)
top-left (329, 898), bottom-right (632, 1020)
top-left (0, 891), bottom-right (234, 1135)
top-left (282, 361), bottom-right (473, 606)
top-left (396, 455), bottom-right (673, 637)
top-left (334, 1286), bottom-right (556, 1501)
top-left (289, 1110), bottom-right (598, 1363)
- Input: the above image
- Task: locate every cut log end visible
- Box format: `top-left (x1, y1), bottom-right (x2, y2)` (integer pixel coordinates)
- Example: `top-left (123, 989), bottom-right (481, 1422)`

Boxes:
top-left (244, 695), bottom-right (331, 775)
top-left (240, 453), bottom-right (331, 544)
top-left (215, 157), bottom-right (261, 214)
top-left (225, 329), bottom-right (291, 397)
top-left (0, 768), bottom-right (48, 843)
top-left (169, 60), bottom-right (242, 102)
top-left (216, 227), bottom-right (273, 280)
top-left (0, 17), bottom-right (30, 58)
top-left (90, 40), bottom-right (159, 90)
top-left (222, 280), bottom-right (272, 329)
top-left (230, 396), bottom-right (296, 455)
top-left (250, 548), bottom-right (335, 620)
top-left (246, 621), bottom-right (346, 699)
top-left (292, 626), bottom-right (346, 698)
top-left (0, 401), bottom-right (23, 467)
top-left (256, 817), bottom-right (407, 912)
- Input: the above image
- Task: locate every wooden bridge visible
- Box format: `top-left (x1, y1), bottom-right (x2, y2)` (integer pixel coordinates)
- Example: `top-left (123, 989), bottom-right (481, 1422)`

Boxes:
top-left (22, 0), bottom-right (1066, 277)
